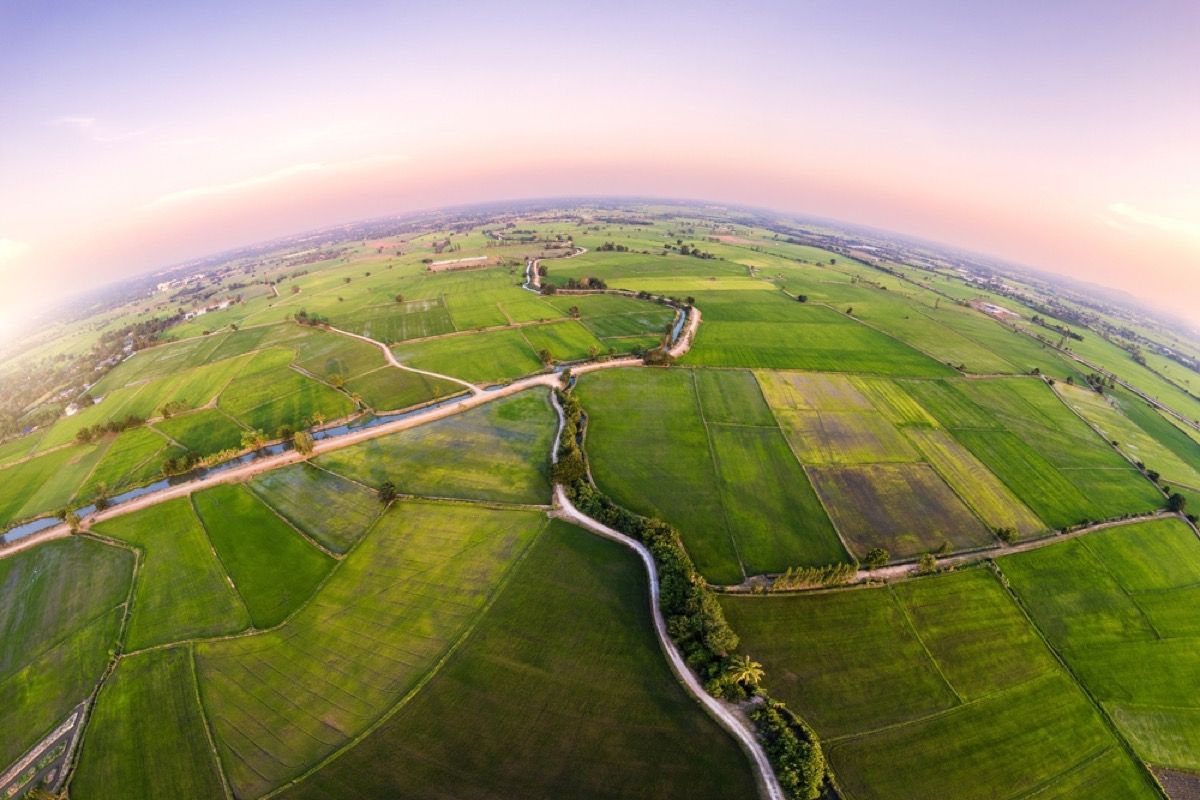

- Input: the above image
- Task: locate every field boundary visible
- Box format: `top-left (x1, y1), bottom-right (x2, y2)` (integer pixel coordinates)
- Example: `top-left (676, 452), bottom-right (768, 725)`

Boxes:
top-left (991, 561), bottom-right (1170, 799)
top-left (259, 516), bottom-right (551, 798)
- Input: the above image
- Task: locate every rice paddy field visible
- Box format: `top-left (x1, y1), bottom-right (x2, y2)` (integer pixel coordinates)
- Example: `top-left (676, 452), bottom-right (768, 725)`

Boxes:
top-left (576, 367), bottom-right (848, 584)
top-left (195, 501), bottom-right (548, 798)
top-left (0, 537), bottom-right (133, 766)
top-left (279, 521), bottom-right (758, 799)
top-left (722, 568), bottom-right (1161, 799)
top-left (248, 463), bottom-right (381, 553)
top-left (1000, 517), bottom-right (1200, 773)
top-left (3, 205), bottom-right (1199, 800)
top-left (315, 390), bottom-right (556, 505)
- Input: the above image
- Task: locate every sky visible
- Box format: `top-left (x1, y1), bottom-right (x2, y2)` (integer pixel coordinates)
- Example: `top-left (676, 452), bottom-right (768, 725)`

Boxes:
top-left (1, 0), bottom-right (1197, 335)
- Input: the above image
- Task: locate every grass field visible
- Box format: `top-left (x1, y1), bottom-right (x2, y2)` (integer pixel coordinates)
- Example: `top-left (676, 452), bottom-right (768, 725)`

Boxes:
top-left (577, 368), bottom-right (847, 584)
top-left (343, 365), bottom-right (463, 411)
top-left (76, 427), bottom-right (178, 502)
top-left (72, 647), bottom-right (226, 800)
top-left (1056, 382), bottom-right (1200, 489)
top-left (393, 328), bottom-right (545, 384)
top-left (808, 463), bottom-right (994, 558)
top-left (0, 537), bottom-right (133, 765)
top-left (281, 521), bottom-right (757, 799)
top-left (722, 568), bottom-right (1159, 799)
top-left (249, 463), bottom-right (381, 553)
top-left (0, 440), bottom-right (107, 528)
top-left (195, 501), bottom-right (547, 797)
top-left (316, 390), bottom-right (555, 505)
top-left (153, 408), bottom-right (246, 456)
top-left (193, 484), bottom-right (335, 628)
top-left (95, 498), bottom-right (250, 650)
top-left (904, 427), bottom-right (1046, 536)
top-left (1000, 516), bottom-right (1200, 771)
top-left (680, 299), bottom-right (956, 376)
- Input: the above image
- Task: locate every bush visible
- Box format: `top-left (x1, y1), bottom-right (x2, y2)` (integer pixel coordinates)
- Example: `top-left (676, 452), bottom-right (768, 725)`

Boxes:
top-left (772, 562), bottom-right (857, 590)
top-left (751, 699), bottom-right (825, 800)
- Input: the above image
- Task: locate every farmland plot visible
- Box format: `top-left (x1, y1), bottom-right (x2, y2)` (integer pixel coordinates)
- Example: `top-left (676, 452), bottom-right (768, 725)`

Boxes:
top-left (153, 408), bottom-right (246, 456)
top-left (808, 463), bottom-right (994, 558)
top-left (193, 484), bottom-right (335, 628)
top-left (316, 390), bottom-right (555, 505)
top-left (94, 498), bottom-right (250, 650)
top-left (281, 522), bottom-right (757, 800)
top-left (722, 569), bottom-right (1159, 799)
top-left (1001, 517), bottom-right (1200, 771)
top-left (249, 463), bottom-right (381, 553)
top-left (577, 368), bottom-right (846, 583)
top-left (72, 647), bottom-right (226, 800)
top-left (195, 502), bottom-right (547, 798)
top-left (0, 537), bottom-right (133, 765)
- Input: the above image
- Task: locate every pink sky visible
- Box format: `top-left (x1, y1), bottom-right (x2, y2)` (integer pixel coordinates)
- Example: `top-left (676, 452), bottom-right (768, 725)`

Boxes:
top-left (1, 0), bottom-right (1197, 334)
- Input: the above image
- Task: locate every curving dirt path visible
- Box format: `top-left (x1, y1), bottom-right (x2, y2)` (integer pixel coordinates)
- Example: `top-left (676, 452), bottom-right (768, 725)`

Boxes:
top-left (523, 246), bottom-right (588, 293)
top-left (551, 485), bottom-right (785, 800)
top-left (326, 325), bottom-right (483, 395)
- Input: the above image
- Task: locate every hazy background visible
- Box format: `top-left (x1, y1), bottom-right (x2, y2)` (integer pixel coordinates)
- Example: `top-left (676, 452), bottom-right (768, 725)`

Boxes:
top-left (1, 0), bottom-right (1197, 334)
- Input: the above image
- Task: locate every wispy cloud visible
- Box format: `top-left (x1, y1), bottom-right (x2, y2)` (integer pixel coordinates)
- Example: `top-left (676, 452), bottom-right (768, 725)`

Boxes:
top-left (48, 115), bottom-right (149, 143)
top-left (144, 155), bottom-right (406, 210)
top-left (1105, 202), bottom-right (1200, 237)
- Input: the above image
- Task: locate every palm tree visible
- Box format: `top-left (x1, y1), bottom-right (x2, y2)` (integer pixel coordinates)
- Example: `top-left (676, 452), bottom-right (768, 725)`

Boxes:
top-left (726, 654), bottom-right (764, 688)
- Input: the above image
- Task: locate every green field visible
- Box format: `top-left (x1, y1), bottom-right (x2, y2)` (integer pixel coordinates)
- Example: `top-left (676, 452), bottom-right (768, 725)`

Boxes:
top-left (248, 463), bottom-right (381, 553)
top-left (316, 390), bottom-right (555, 505)
top-left (1057, 382), bottom-right (1200, 490)
top-left (808, 463), bottom-right (994, 558)
top-left (1000, 517), bottom-right (1200, 771)
top-left (722, 568), bottom-right (1159, 799)
top-left (72, 647), bottom-right (226, 799)
top-left (281, 521), bottom-right (757, 799)
top-left (0, 440), bottom-right (107, 528)
top-left (95, 498), bottom-right (250, 650)
top-left (577, 368), bottom-right (847, 584)
top-left (153, 407), bottom-right (246, 456)
top-left (393, 328), bottom-right (545, 384)
top-left (681, 299), bottom-right (956, 376)
top-left (193, 484), bottom-right (335, 628)
top-left (904, 427), bottom-right (1045, 536)
top-left (76, 427), bottom-right (178, 502)
top-left (195, 501), bottom-right (547, 797)
top-left (0, 537), bottom-right (133, 765)
top-left (343, 365), bottom-right (464, 412)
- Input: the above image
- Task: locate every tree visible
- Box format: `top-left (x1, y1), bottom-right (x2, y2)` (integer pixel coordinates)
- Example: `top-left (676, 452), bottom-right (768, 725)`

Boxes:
top-left (995, 526), bottom-right (1018, 544)
top-left (725, 654), bottom-right (765, 688)
top-left (395, 293), bottom-right (405, 303)
top-left (864, 547), bottom-right (889, 569)
top-left (917, 552), bottom-right (938, 574)
top-left (65, 510), bottom-right (81, 533)
top-left (1168, 492), bottom-right (1188, 513)
top-left (241, 429), bottom-right (267, 452)
top-left (796, 294), bottom-right (808, 303)
top-left (537, 348), bottom-right (554, 365)
top-left (378, 480), bottom-right (398, 504)
top-left (293, 431), bottom-right (314, 456)
top-left (93, 483), bottom-right (111, 512)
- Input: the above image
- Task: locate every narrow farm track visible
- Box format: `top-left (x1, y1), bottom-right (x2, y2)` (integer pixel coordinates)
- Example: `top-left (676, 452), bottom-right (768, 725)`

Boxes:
top-left (1, 291), bottom-right (697, 559)
top-left (856, 511), bottom-right (1183, 584)
top-left (551, 486), bottom-right (785, 800)
top-left (547, 391), bottom-right (783, 800)
top-left (325, 324), bottom-right (483, 395)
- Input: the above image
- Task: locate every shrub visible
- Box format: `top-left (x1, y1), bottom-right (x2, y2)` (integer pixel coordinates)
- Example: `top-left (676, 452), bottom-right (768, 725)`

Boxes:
top-left (751, 699), bottom-right (825, 800)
